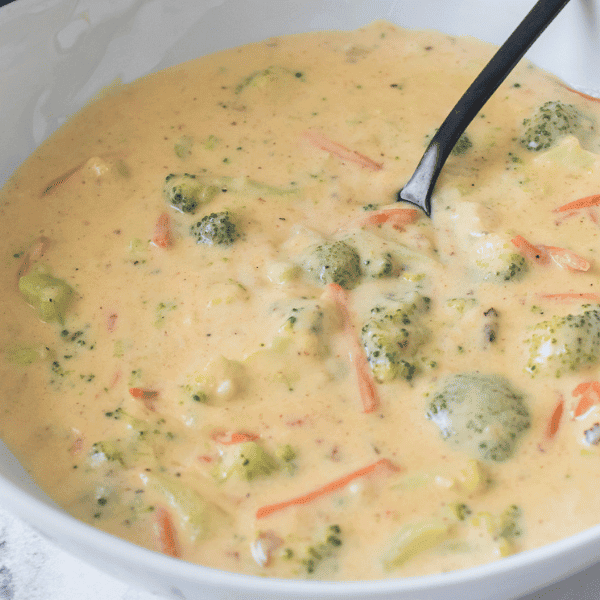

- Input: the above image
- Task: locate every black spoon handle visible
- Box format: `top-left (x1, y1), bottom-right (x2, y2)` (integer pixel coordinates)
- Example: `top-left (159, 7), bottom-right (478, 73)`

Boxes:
top-left (398, 0), bottom-right (572, 216)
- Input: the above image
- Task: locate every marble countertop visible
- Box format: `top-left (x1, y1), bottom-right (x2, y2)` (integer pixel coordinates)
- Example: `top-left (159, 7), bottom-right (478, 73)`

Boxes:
top-left (0, 504), bottom-right (598, 600)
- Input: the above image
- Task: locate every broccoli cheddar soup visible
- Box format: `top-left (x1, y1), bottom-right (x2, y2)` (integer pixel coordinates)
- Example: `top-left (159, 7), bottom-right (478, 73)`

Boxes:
top-left (3, 20), bottom-right (600, 581)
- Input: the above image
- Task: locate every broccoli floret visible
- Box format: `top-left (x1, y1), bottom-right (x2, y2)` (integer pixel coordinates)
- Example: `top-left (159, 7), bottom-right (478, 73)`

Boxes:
top-left (301, 525), bottom-right (343, 575)
top-left (163, 173), bottom-right (219, 214)
top-left (451, 132), bottom-right (473, 156)
top-left (18, 271), bottom-right (74, 324)
top-left (525, 309), bottom-right (600, 377)
top-left (302, 240), bottom-right (361, 289)
top-left (520, 101), bottom-right (590, 151)
top-left (214, 441), bottom-right (279, 481)
top-left (189, 211), bottom-right (238, 246)
top-left (144, 471), bottom-right (230, 541)
top-left (427, 373), bottom-right (530, 462)
top-left (341, 230), bottom-right (399, 279)
top-left (361, 293), bottom-right (430, 382)
top-left (381, 518), bottom-right (450, 570)
top-left (470, 234), bottom-right (527, 283)
top-left (88, 441), bottom-right (126, 468)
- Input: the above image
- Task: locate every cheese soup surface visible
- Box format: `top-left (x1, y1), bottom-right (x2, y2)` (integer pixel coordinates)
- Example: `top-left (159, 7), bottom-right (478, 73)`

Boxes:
top-left (2, 21), bottom-right (600, 580)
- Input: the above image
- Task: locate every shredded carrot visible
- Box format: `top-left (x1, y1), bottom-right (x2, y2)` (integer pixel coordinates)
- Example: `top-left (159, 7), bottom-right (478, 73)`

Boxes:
top-left (17, 236), bottom-right (50, 280)
top-left (256, 458), bottom-right (398, 519)
top-left (572, 381), bottom-right (600, 418)
top-left (325, 283), bottom-right (379, 413)
top-left (538, 245), bottom-right (591, 272)
top-left (129, 387), bottom-right (159, 399)
top-left (559, 83), bottom-right (600, 104)
top-left (152, 212), bottom-right (172, 248)
top-left (152, 506), bottom-right (181, 558)
top-left (106, 312), bottom-right (118, 333)
top-left (354, 207), bottom-right (419, 230)
top-left (539, 292), bottom-right (600, 302)
top-left (555, 194), bottom-right (600, 213)
top-left (304, 131), bottom-right (383, 171)
top-left (211, 431), bottom-right (259, 445)
top-left (510, 235), bottom-right (550, 265)
top-left (545, 397), bottom-right (564, 440)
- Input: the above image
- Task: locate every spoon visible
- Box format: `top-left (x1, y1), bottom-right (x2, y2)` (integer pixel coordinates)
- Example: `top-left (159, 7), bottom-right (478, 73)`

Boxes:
top-left (397, 0), bottom-right (572, 216)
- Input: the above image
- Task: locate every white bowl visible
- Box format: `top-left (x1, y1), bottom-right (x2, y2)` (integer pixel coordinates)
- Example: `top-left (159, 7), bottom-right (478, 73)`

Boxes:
top-left (2, 1), bottom-right (600, 598)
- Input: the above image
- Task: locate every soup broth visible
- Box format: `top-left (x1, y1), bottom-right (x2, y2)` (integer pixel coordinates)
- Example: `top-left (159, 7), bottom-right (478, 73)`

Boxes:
top-left (1, 21), bottom-right (600, 580)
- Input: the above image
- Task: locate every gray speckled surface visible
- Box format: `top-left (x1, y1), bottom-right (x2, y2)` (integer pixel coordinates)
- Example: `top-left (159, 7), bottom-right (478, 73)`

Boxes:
top-left (0, 505), bottom-right (161, 600)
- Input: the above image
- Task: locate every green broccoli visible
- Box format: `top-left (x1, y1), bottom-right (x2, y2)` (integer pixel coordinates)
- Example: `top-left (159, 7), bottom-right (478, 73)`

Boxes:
top-left (427, 373), bottom-right (530, 462)
top-left (190, 211), bottom-right (238, 246)
top-left (520, 101), bottom-right (591, 151)
top-left (360, 293), bottom-right (430, 382)
top-left (300, 525), bottom-right (343, 575)
top-left (525, 309), bottom-right (600, 377)
top-left (18, 271), bottom-right (74, 324)
top-left (341, 230), bottom-right (398, 279)
top-left (163, 173), bottom-right (219, 214)
top-left (302, 240), bottom-right (361, 289)
top-left (88, 440), bottom-right (126, 468)
top-left (214, 441), bottom-right (279, 481)
top-left (470, 234), bottom-right (527, 283)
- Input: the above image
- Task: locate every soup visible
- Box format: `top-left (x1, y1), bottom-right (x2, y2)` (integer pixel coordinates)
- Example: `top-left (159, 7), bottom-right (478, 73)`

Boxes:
top-left (1, 20), bottom-right (600, 581)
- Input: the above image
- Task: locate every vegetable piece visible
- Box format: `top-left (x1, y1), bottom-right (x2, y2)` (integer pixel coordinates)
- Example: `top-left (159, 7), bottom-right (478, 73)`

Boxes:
top-left (427, 373), bottom-right (531, 462)
top-left (510, 235), bottom-right (550, 265)
top-left (152, 506), bottom-right (181, 558)
top-left (88, 441), bottom-right (126, 468)
top-left (163, 173), bottom-right (218, 214)
top-left (554, 194), bottom-right (600, 213)
top-left (256, 458), bottom-right (397, 519)
top-left (18, 271), bottom-right (74, 324)
top-left (17, 236), bottom-right (50, 279)
top-left (360, 293), bottom-right (429, 383)
top-left (525, 310), bottom-right (600, 377)
top-left (519, 101), bottom-right (591, 151)
top-left (303, 131), bottom-right (383, 171)
top-left (472, 235), bottom-right (527, 283)
top-left (544, 397), bottom-right (564, 441)
top-left (189, 211), bottom-right (238, 246)
top-left (572, 381), bottom-right (600, 417)
top-left (325, 283), bottom-right (379, 413)
top-left (143, 471), bottom-right (228, 542)
top-left (211, 430), bottom-right (259, 445)
top-left (381, 518), bottom-right (450, 570)
top-left (215, 441), bottom-right (279, 481)
top-left (302, 240), bottom-right (361, 289)
top-left (152, 212), bottom-right (172, 248)
top-left (538, 245), bottom-right (591, 272)
top-left (300, 525), bottom-right (344, 575)
top-left (482, 307), bottom-right (499, 348)
top-left (539, 293), bottom-right (600, 302)
top-left (353, 208), bottom-right (419, 230)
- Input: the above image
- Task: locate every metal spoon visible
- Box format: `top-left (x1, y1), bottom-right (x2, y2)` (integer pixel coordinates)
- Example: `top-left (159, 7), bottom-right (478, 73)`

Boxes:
top-left (397, 0), bottom-right (572, 217)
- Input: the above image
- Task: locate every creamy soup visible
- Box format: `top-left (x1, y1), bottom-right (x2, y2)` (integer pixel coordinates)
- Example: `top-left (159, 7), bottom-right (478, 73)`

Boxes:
top-left (2, 20), bottom-right (600, 581)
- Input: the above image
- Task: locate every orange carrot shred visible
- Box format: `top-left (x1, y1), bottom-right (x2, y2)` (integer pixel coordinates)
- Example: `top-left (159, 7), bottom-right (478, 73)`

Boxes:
top-left (153, 506), bottom-right (181, 558)
top-left (355, 208), bottom-right (419, 230)
top-left (129, 387), bottom-right (159, 399)
top-left (538, 245), bottom-right (591, 272)
top-left (304, 131), bottom-right (383, 171)
top-left (211, 431), bottom-right (259, 445)
top-left (545, 398), bottom-right (564, 440)
top-left (152, 212), bottom-right (172, 248)
top-left (572, 381), bottom-right (600, 418)
top-left (256, 458), bottom-right (398, 519)
top-left (539, 293), bottom-right (600, 302)
top-left (510, 235), bottom-right (550, 265)
top-left (555, 194), bottom-right (600, 213)
top-left (325, 283), bottom-right (379, 413)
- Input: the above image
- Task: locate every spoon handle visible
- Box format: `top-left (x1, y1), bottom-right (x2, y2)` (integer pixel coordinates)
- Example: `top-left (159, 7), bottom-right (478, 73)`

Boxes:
top-left (398, 0), bottom-right (572, 216)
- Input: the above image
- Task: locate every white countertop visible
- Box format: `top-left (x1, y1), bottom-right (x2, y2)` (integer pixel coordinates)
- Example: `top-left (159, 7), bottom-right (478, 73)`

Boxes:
top-left (0, 504), bottom-right (598, 600)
